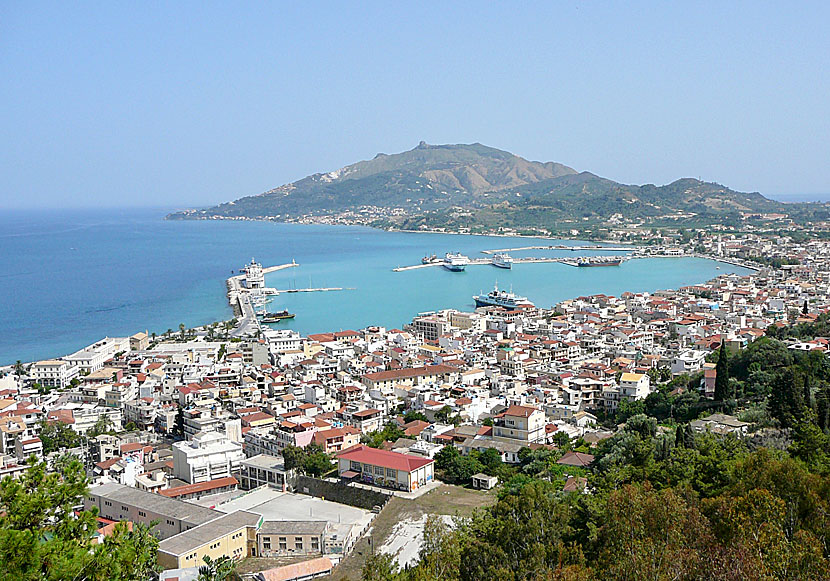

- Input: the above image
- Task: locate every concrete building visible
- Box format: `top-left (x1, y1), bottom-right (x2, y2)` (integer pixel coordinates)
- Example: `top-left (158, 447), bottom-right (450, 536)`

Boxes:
top-left (238, 454), bottom-right (292, 491)
top-left (172, 431), bottom-right (245, 484)
top-left (337, 444), bottom-right (434, 492)
top-left (492, 405), bottom-right (546, 444)
top-left (86, 482), bottom-right (220, 540)
top-left (31, 360), bottom-right (78, 389)
top-left (157, 510), bottom-right (261, 569)
top-left (256, 521), bottom-right (327, 557)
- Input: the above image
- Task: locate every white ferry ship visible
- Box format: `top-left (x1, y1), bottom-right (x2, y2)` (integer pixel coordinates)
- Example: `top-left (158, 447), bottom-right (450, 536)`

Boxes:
top-left (443, 252), bottom-right (469, 272)
top-left (243, 258), bottom-right (265, 288)
top-left (473, 283), bottom-right (534, 309)
top-left (491, 252), bottom-right (514, 269)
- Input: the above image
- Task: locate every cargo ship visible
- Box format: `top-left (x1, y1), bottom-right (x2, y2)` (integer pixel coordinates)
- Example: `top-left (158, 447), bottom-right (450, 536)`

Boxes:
top-left (491, 252), bottom-right (514, 269)
top-left (473, 284), bottom-right (534, 309)
top-left (576, 256), bottom-right (623, 267)
top-left (443, 252), bottom-right (469, 272)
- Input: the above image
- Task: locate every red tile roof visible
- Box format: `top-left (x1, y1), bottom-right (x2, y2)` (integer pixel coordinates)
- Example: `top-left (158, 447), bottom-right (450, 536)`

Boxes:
top-left (159, 476), bottom-right (238, 498)
top-left (337, 444), bottom-right (433, 472)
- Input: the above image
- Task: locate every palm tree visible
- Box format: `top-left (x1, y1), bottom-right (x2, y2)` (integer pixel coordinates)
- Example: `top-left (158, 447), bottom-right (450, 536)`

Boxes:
top-left (179, 323), bottom-right (186, 340)
top-left (197, 555), bottom-right (238, 581)
top-left (13, 360), bottom-right (24, 378)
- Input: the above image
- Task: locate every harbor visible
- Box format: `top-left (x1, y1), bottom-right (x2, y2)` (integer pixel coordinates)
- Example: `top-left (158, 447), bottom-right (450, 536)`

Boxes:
top-left (393, 256), bottom-right (627, 272)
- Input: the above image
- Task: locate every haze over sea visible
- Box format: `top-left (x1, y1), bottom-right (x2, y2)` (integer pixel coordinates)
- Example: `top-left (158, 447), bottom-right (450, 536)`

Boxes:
top-left (0, 208), bottom-right (754, 365)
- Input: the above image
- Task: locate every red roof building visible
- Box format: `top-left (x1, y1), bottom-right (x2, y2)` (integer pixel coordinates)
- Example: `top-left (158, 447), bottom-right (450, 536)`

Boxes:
top-left (336, 444), bottom-right (434, 492)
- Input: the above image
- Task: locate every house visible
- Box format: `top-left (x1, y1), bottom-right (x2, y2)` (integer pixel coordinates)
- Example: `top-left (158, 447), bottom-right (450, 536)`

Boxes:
top-left (471, 473), bottom-right (498, 490)
top-left (172, 431), bottom-right (245, 484)
top-left (492, 405), bottom-right (546, 444)
top-left (556, 451), bottom-right (595, 467)
top-left (690, 413), bottom-right (750, 435)
top-left (312, 426), bottom-right (361, 454)
top-left (336, 444), bottom-right (434, 492)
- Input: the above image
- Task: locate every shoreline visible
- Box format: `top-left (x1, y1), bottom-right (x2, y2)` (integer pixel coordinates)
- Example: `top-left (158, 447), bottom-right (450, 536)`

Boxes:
top-left (5, 222), bottom-right (759, 366)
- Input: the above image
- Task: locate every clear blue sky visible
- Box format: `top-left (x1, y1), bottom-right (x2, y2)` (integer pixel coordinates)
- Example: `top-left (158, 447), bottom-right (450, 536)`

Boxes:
top-left (2, 2), bottom-right (829, 209)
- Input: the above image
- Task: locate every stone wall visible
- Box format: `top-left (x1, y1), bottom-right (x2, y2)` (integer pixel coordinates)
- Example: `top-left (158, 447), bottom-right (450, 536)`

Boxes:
top-left (294, 475), bottom-right (391, 510)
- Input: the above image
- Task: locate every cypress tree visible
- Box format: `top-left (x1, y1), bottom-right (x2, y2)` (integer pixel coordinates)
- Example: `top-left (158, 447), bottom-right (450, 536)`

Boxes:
top-left (714, 340), bottom-right (730, 401)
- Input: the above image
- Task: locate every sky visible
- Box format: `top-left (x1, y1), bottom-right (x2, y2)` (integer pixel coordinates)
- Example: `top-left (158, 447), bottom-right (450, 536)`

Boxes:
top-left (2, 2), bottom-right (829, 209)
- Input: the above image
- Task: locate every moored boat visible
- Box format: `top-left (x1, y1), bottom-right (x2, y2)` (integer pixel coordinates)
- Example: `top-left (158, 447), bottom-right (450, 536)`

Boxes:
top-left (443, 252), bottom-right (469, 271)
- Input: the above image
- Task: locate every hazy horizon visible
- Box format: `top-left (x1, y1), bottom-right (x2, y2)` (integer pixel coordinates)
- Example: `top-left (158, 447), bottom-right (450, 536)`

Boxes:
top-left (2, 3), bottom-right (829, 209)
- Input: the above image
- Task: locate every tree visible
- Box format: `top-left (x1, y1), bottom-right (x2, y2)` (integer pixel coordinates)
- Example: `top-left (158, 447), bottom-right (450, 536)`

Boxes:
top-left (714, 340), bottom-right (730, 402)
top-left (402, 410), bottom-right (428, 423)
top-left (124, 421), bottom-right (137, 432)
top-left (38, 420), bottom-right (82, 454)
top-left (768, 369), bottom-right (805, 428)
top-left (0, 457), bottom-right (159, 580)
top-left (88, 415), bottom-right (116, 438)
top-left (303, 450), bottom-right (334, 478)
top-left (197, 554), bottom-right (238, 581)
top-left (281, 445), bottom-right (306, 471)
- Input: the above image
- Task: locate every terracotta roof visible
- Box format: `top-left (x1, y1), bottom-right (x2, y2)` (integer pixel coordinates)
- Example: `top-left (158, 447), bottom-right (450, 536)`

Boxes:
top-left (259, 557), bottom-right (333, 581)
top-left (159, 476), bottom-right (238, 498)
top-left (337, 444), bottom-right (433, 472)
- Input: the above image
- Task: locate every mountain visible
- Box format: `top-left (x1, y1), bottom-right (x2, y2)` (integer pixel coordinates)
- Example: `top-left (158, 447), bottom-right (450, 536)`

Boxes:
top-left (168, 142), bottom-right (827, 233)
top-left (169, 142), bottom-right (577, 218)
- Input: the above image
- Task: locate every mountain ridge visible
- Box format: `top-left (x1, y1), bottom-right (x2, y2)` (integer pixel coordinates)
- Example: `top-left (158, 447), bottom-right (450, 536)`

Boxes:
top-left (167, 142), bottom-right (828, 234)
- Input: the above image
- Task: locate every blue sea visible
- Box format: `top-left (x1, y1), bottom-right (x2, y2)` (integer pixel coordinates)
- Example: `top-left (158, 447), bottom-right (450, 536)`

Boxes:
top-left (0, 208), bottom-right (754, 365)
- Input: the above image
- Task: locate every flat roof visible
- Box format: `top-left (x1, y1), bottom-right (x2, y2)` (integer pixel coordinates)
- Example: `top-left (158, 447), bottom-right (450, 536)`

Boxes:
top-left (214, 488), bottom-right (371, 529)
top-left (242, 453), bottom-right (287, 470)
top-left (89, 483), bottom-right (219, 525)
top-left (158, 510), bottom-right (261, 556)
top-left (258, 520), bottom-right (328, 536)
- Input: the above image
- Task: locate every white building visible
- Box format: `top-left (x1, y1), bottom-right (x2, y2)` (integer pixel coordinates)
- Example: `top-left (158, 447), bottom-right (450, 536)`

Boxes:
top-left (31, 360), bottom-right (78, 389)
top-left (671, 350), bottom-right (708, 376)
top-left (172, 431), bottom-right (244, 484)
top-left (619, 372), bottom-right (651, 401)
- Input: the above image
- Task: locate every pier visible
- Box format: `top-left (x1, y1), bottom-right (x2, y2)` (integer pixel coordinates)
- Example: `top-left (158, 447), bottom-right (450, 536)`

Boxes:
top-left (393, 257), bottom-right (578, 271)
top-left (226, 262), bottom-right (299, 337)
top-left (481, 244), bottom-right (639, 254)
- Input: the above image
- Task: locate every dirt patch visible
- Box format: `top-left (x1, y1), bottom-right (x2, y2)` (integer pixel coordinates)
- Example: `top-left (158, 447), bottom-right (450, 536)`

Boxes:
top-left (329, 483), bottom-right (496, 580)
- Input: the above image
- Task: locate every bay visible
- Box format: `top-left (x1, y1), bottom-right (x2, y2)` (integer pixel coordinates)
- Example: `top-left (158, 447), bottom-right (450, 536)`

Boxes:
top-left (0, 208), bottom-right (753, 364)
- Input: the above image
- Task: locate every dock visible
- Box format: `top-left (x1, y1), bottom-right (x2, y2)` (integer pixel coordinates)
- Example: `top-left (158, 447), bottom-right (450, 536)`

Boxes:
top-left (394, 257), bottom-right (576, 271)
top-left (226, 262), bottom-right (300, 337)
top-left (481, 244), bottom-right (638, 254)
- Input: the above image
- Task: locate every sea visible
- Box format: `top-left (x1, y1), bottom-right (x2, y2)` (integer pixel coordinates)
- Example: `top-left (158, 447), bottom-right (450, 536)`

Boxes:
top-left (0, 207), bottom-right (755, 365)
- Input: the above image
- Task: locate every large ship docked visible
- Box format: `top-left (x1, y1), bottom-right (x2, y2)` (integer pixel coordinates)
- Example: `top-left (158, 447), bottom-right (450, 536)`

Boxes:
top-left (443, 252), bottom-right (469, 271)
top-left (258, 307), bottom-right (295, 322)
top-left (243, 258), bottom-right (265, 288)
top-left (491, 252), bottom-right (514, 269)
top-left (577, 256), bottom-right (623, 267)
top-left (473, 284), bottom-right (535, 309)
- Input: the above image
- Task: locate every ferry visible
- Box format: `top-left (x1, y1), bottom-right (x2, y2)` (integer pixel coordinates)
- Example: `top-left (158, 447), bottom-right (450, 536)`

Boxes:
top-left (443, 252), bottom-right (469, 272)
top-left (576, 256), bottom-right (623, 267)
top-left (473, 283), bottom-right (534, 309)
top-left (491, 252), bottom-right (514, 269)
top-left (261, 309), bottom-right (295, 322)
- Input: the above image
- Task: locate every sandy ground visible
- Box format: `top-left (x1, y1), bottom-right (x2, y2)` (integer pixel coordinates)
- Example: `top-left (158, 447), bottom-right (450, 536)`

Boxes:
top-left (378, 514), bottom-right (455, 568)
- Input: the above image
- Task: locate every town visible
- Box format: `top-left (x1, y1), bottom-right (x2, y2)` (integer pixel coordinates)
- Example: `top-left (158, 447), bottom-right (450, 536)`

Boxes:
top-left (2, 227), bottom-right (830, 580)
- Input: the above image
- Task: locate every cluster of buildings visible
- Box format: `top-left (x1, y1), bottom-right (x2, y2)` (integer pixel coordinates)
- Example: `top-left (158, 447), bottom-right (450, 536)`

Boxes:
top-left (4, 230), bottom-right (830, 577)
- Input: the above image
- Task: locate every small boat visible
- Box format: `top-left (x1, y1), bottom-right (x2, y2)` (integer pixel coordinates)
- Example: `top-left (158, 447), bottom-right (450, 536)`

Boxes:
top-left (422, 254), bottom-right (438, 264)
top-left (576, 256), bottom-right (622, 267)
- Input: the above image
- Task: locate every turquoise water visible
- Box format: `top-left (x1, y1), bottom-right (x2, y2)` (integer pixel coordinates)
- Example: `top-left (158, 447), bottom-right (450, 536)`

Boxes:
top-left (0, 208), bottom-right (753, 364)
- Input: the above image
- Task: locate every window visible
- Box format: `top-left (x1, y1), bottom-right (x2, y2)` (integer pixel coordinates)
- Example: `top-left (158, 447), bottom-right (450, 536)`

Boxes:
top-left (386, 468), bottom-right (395, 478)
top-left (167, 519), bottom-right (175, 526)
top-left (104, 501), bottom-right (111, 507)
top-left (374, 465), bottom-right (384, 476)
top-left (263, 537), bottom-right (271, 550)
top-left (311, 537), bottom-right (319, 551)
top-left (350, 461), bottom-right (362, 472)
top-left (279, 537), bottom-right (287, 551)
top-left (295, 537), bottom-right (303, 551)
top-left (138, 511), bottom-right (146, 517)
top-left (121, 506), bottom-right (129, 512)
